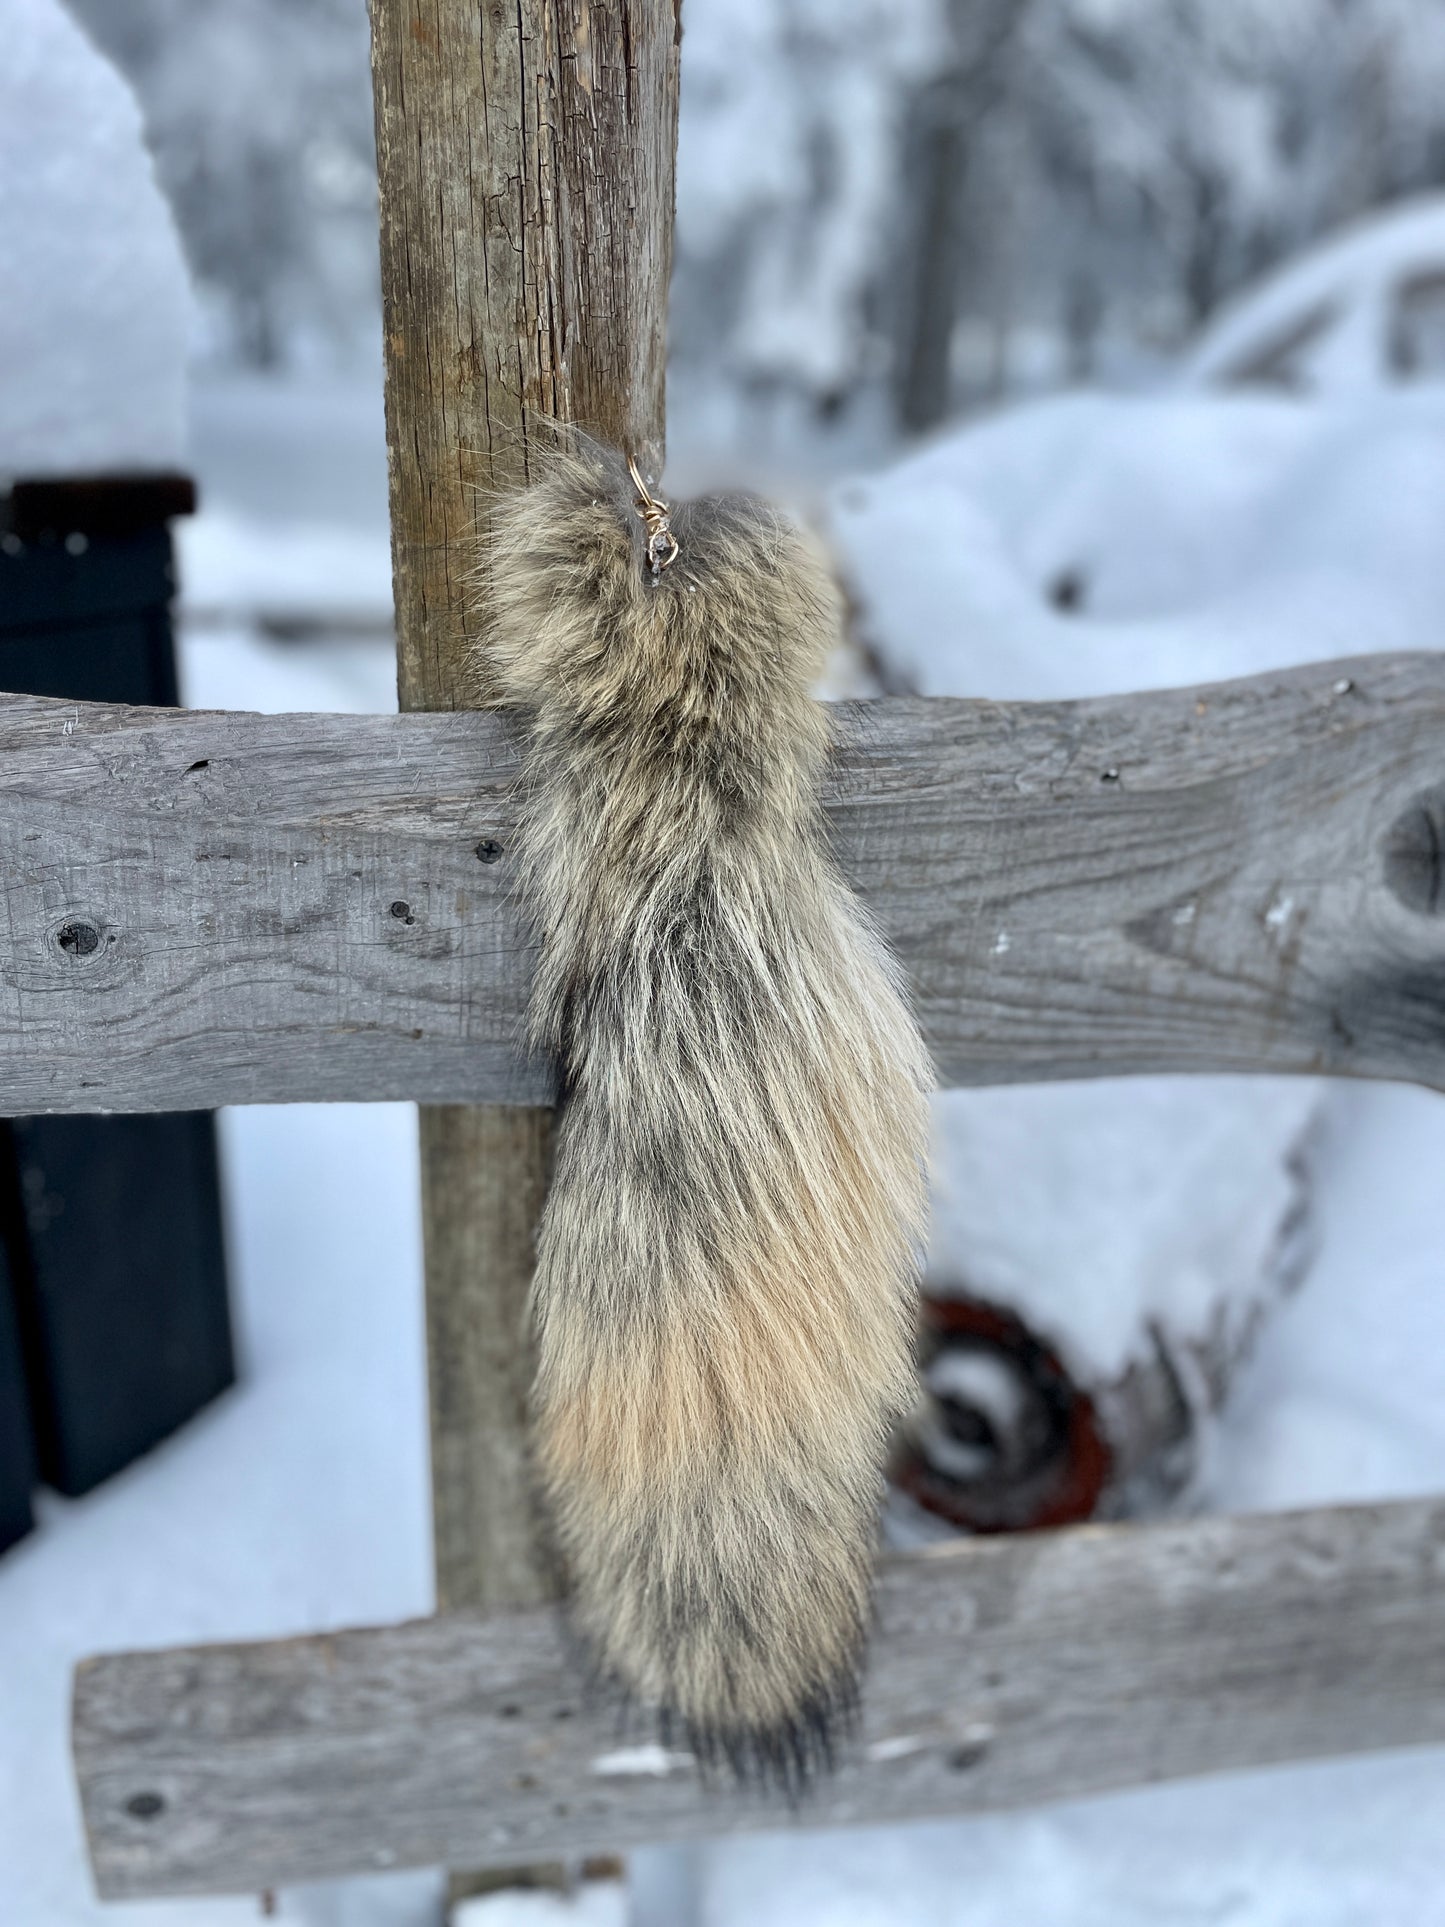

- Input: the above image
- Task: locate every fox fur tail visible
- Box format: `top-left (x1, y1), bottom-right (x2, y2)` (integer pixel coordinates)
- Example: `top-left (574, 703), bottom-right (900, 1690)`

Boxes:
top-left (483, 444), bottom-right (930, 1783)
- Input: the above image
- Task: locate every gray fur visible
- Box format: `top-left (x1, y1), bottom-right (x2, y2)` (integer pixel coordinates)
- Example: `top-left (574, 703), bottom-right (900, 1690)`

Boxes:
top-left (482, 444), bottom-right (931, 1780)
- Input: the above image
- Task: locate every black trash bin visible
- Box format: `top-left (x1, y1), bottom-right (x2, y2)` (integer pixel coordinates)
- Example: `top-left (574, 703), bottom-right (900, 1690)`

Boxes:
top-left (0, 1227), bottom-right (36, 1554)
top-left (0, 475), bottom-right (235, 1551)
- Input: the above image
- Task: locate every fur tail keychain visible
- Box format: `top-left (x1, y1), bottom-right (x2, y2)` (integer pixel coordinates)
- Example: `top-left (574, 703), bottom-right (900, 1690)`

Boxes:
top-left (484, 441), bottom-right (931, 1784)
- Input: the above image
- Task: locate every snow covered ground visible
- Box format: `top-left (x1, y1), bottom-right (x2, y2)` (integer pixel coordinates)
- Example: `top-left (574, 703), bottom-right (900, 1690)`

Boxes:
top-left (4, 365), bottom-right (1445, 1924)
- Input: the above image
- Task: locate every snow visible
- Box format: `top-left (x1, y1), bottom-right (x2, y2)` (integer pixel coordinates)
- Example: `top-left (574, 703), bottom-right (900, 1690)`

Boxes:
top-left (66, 0), bottom-right (380, 371)
top-left (177, 367), bottom-right (393, 635)
top-left (454, 1884), bottom-right (626, 1927)
top-left (0, 0), bottom-right (192, 481)
top-left (180, 508), bottom-right (394, 629)
top-left (5, 1039), bottom-right (1442, 1926)
top-left (830, 388), bottom-right (1445, 696)
top-left (667, 0), bottom-right (1445, 429)
top-left (1182, 192), bottom-right (1445, 394)
top-left (689, 1081), bottom-right (1445, 1926)
top-left (672, 0), bottom-right (940, 397)
top-left (1212, 1084), bottom-right (1445, 1516)
top-left (182, 618), bottom-right (399, 719)
top-left (186, 367), bottom-right (391, 537)
top-left (176, 367), bottom-right (398, 715)
top-left (591, 1747), bottom-right (697, 1781)
top-left (690, 1746), bottom-right (1445, 1927)
top-left (927, 1079), bottom-right (1320, 1385)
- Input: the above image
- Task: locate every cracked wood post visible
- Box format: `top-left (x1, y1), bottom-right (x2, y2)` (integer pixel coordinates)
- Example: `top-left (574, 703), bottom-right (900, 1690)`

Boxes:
top-left (367, 0), bottom-right (679, 1901)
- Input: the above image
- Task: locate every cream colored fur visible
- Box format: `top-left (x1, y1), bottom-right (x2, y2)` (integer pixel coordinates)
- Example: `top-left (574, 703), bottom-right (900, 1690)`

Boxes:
top-left (482, 444), bottom-right (930, 1781)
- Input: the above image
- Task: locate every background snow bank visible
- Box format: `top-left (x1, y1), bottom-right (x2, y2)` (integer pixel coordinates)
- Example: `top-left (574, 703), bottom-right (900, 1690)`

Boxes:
top-left (823, 388), bottom-right (1445, 1453)
top-left (831, 389), bottom-right (1445, 697)
top-left (0, 0), bottom-right (191, 480)
top-left (925, 1079), bottom-right (1319, 1387)
top-left (1183, 191), bottom-right (1445, 394)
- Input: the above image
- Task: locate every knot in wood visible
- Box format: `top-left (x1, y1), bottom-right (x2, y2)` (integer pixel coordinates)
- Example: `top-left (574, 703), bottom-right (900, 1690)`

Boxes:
top-left (1383, 788), bottom-right (1445, 917)
top-left (55, 919), bottom-right (101, 958)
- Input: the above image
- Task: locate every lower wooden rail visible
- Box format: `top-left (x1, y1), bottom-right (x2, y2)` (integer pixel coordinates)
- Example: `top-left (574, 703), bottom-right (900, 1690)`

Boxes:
top-left (74, 1497), bottom-right (1445, 1898)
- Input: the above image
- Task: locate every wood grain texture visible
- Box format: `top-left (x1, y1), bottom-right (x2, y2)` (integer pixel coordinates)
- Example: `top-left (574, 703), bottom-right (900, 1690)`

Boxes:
top-left (369, 0), bottom-right (680, 708)
top-left (73, 1494), bottom-right (1445, 1896)
top-left (367, 0), bottom-right (678, 1671)
top-left (1, 654), bottom-right (1443, 1115)
top-left (423, 1103), bottom-right (556, 1612)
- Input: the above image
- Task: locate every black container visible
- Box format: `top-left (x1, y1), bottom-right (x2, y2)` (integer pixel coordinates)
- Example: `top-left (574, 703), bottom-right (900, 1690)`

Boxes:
top-left (0, 1227), bottom-right (36, 1555)
top-left (0, 477), bottom-right (234, 1530)
top-left (7, 1114), bottom-right (233, 1495)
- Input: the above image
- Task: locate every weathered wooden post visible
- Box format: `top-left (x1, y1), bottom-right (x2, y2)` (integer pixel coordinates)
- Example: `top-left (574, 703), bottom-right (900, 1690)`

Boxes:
top-left (367, 0), bottom-right (679, 1901)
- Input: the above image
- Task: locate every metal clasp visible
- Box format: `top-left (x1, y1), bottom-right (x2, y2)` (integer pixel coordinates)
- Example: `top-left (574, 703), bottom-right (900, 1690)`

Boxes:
top-left (627, 456), bottom-right (680, 576)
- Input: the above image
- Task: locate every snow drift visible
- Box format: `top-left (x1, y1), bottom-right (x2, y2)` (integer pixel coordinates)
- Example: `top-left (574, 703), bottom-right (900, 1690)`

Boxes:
top-left (0, 0), bottom-right (192, 482)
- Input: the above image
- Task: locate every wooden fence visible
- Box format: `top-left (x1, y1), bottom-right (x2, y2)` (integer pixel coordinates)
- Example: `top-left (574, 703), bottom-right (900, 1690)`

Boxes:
top-left (35, 0), bottom-right (1445, 1906)
top-left (43, 648), bottom-right (1445, 1900)
top-left (6, 656), bottom-right (1444, 1117)
top-left (75, 1499), bottom-right (1445, 1895)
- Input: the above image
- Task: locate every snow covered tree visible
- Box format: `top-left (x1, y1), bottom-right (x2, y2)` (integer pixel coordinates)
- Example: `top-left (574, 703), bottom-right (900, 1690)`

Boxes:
top-left (66, 0), bottom-right (377, 367)
top-left (63, 0), bottom-right (1445, 408)
top-left (670, 0), bottom-right (941, 415)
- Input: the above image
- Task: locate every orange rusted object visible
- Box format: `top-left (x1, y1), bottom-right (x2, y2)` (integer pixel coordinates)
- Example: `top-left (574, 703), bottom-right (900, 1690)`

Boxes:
top-left (893, 1295), bottom-right (1113, 1532)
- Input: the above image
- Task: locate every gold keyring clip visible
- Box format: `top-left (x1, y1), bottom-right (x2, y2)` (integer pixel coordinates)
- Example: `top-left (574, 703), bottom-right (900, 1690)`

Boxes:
top-left (627, 455), bottom-right (680, 576)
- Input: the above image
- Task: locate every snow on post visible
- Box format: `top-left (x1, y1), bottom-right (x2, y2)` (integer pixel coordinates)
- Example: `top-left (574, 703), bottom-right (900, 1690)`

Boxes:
top-left (0, 0), bottom-right (192, 484)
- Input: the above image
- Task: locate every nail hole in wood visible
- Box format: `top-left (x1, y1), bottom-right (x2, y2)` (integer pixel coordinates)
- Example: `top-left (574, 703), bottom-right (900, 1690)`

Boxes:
top-left (125, 1791), bottom-right (165, 1820)
top-left (389, 900), bottom-right (415, 925)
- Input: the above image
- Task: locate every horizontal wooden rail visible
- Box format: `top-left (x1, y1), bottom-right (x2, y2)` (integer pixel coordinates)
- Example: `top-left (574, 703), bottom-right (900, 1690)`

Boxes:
top-left (1, 654), bottom-right (1443, 1113)
top-left (74, 1496), bottom-right (1445, 1897)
